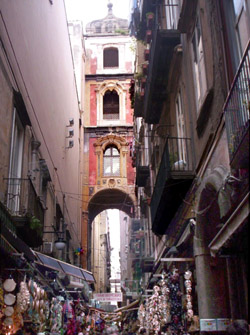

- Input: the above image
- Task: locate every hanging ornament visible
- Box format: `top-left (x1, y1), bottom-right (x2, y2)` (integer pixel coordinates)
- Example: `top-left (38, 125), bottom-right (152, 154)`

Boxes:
top-left (168, 266), bottom-right (183, 335)
top-left (184, 269), bottom-right (193, 322)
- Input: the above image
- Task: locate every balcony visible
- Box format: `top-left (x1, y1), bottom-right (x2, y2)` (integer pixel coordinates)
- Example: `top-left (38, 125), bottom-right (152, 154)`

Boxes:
top-left (143, 3), bottom-right (180, 124)
top-left (4, 178), bottom-right (44, 247)
top-left (135, 145), bottom-right (150, 187)
top-left (136, 166), bottom-right (150, 187)
top-left (140, 257), bottom-right (154, 272)
top-left (150, 137), bottom-right (195, 235)
top-left (134, 92), bottom-right (144, 117)
top-left (178, 0), bottom-right (198, 33)
top-left (224, 41), bottom-right (250, 169)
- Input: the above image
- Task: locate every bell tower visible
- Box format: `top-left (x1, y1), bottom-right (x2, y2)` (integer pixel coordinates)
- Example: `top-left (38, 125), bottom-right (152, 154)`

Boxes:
top-left (82, 4), bottom-right (135, 269)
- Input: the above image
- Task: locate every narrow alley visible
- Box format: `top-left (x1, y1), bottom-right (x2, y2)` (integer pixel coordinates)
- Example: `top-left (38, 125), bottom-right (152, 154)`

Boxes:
top-left (0, 1), bottom-right (249, 335)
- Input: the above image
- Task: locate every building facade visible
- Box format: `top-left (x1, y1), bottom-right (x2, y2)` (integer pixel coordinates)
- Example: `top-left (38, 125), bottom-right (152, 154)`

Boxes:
top-left (91, 210), bottom-right (111, 294)
top-left (82, 4), bottom-right (136, 272)
top-left (0, 0), bottom-right (84, 268)
top-left (131, 0), bottom-right (249, 327)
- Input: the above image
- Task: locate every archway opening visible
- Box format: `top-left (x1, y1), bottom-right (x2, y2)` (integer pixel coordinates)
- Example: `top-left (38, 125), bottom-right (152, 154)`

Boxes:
top-left (87, 189), bottom-right (135, 310)
top-left (88, 188), bottom-right (134, 223)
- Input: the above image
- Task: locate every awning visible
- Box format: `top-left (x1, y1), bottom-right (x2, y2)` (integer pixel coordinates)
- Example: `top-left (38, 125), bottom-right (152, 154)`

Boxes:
top-left (33, 251), bottom-right (95, 283)
top-left (0, 223), bottom-right (36, 261)
top-left (209, 192), bottom-right (249, 257)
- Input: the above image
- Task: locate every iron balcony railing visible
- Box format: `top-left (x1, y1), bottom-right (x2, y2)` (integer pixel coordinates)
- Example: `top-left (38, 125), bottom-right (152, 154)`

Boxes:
top-left (4, 177), bottom-right (44, 225)
top-left (159, 0), bottom-right (180, 30)
top-left (224, 41), bottom-right (250, 162)
top-left (150, 136), bottom-right (194, 223)
top-left (143, 1), bottom-right (180, 124)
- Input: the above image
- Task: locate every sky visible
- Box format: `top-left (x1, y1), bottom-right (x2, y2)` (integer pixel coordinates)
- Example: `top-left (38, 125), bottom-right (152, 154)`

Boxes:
top-left (65, 0), bottom-right (131, 30)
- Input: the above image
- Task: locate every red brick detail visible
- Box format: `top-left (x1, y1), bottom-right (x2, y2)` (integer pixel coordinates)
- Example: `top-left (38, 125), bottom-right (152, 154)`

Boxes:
top-left (90, 56), bottom-right (97, 74)
top-left (90, 85), bottom-right (97, 126)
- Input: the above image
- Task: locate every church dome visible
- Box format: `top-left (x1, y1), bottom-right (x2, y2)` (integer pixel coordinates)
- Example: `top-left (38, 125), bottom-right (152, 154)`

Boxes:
top-left (85, 2), bottom-right (129, 35)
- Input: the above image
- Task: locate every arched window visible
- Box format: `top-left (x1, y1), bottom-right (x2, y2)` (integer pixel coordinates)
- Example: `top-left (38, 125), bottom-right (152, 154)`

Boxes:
top-left (103, 146), bottom-right (120, 176)
top-left (103, 90), bottom-right (119, 120)
top-left (103, 47), bottom-right (119, 68)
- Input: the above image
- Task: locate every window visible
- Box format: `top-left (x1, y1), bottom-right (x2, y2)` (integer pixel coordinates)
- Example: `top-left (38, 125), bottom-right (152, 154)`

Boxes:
top-left (103, 47), bottom-right (119, 68)
top-left (192, 14), bottom-right (207, 112)
top-left (103, 90), bottom-right (119, 120)
top-left (233, 0), bottom-right (242, 15)
top-left (103, 146), bottom-right (120, 176)
top-left (164, 0), bottom-right (178, 29)
top-left (175, 91), bottom-right (187, 163)
top-left (7, 109), bottom-right (24, 214)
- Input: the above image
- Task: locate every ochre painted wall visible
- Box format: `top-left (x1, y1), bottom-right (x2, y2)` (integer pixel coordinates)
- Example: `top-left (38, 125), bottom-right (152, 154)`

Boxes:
top-left (126, 136), bottom-right (135, 185)
top-left (125, 84), bottom-right (133, 124)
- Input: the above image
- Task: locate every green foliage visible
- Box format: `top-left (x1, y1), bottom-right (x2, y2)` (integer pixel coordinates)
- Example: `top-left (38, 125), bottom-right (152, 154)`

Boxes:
top-left (28, 215), bottom-right (43, 237)
top-left (114, 29), bottom-right (128, 35)
top-left (146, 12), bottom-right (154, 18)
top-left (134, 72), bottom-right (144, 80)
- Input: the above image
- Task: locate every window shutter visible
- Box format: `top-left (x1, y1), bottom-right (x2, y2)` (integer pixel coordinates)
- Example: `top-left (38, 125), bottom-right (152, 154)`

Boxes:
top-left (103, 48), bottom-right (119, 68)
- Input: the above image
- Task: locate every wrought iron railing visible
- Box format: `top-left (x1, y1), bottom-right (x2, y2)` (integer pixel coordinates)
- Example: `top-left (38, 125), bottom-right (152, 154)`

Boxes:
top-left (143, 1), bottom-right (180, 124)
top-left (4, 177), bottom-right (44, 224)
top-left (150, 136), bottom-right (194, 222)
top-left (0, 201), bottom-right (16, 234)
top-left (159, 0), bottom-right (180, 30)
top-left (224, 41), bottom-right (250, 161)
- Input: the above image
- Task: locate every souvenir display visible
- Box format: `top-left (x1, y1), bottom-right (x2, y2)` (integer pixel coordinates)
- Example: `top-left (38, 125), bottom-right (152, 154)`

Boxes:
top-left (136, 268), bottom-right (196, 335)
top-left (184, 270), bottom-right (194, 322)
top-left (16, 278), bottom-right (30, 313)
top-left (3, 278), bottom-right (17, 293)
top-left (4, 293), bottom-right (16, 306)
top-left (4, 306), bottom-right (14, 317)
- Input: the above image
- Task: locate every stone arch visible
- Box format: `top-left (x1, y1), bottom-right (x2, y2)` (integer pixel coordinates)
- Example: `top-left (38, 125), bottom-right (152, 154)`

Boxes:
top-left (88, 188), bottom-right (135, 224)
top-left (95, 133), bottom-right (128, 149)
top-left (194, 165), bottom-right (231, 319)
top-left (99, 81), bottom-right (124, 96)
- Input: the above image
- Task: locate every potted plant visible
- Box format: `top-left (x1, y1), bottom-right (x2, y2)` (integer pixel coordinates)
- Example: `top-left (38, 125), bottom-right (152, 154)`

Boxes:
top-left (146, 12), bottom-right (154, 28)
top-left (146, 30), bottom-right (152, 43)
top-left (142, 63), bottom-right (148, 75)
top-left (141, 77), bottom-right (147, 88)
top-left (144, 49), bottom-right (150, 61)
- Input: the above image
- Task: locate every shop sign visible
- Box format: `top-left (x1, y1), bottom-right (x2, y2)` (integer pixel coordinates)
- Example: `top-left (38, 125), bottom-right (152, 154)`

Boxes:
top-left (93, 293), bottom-right (123, 302)
top-left (200, 319), bottom-right (217, 331)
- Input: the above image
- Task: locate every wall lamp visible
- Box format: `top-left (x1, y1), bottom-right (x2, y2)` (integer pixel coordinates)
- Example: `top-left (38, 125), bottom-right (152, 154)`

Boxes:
top-left (43, 226), bottom-right (67, 251)
top-left (66, 140), bottom-right (74, 149)
top-left (66, 118), bottom-right (74, 127)
top-left (66, 129), bottom-right (74, 138)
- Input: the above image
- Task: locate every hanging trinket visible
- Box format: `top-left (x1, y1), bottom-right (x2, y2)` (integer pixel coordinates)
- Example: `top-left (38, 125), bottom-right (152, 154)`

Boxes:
top-left (184, 270), bottom-right (193, 321)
